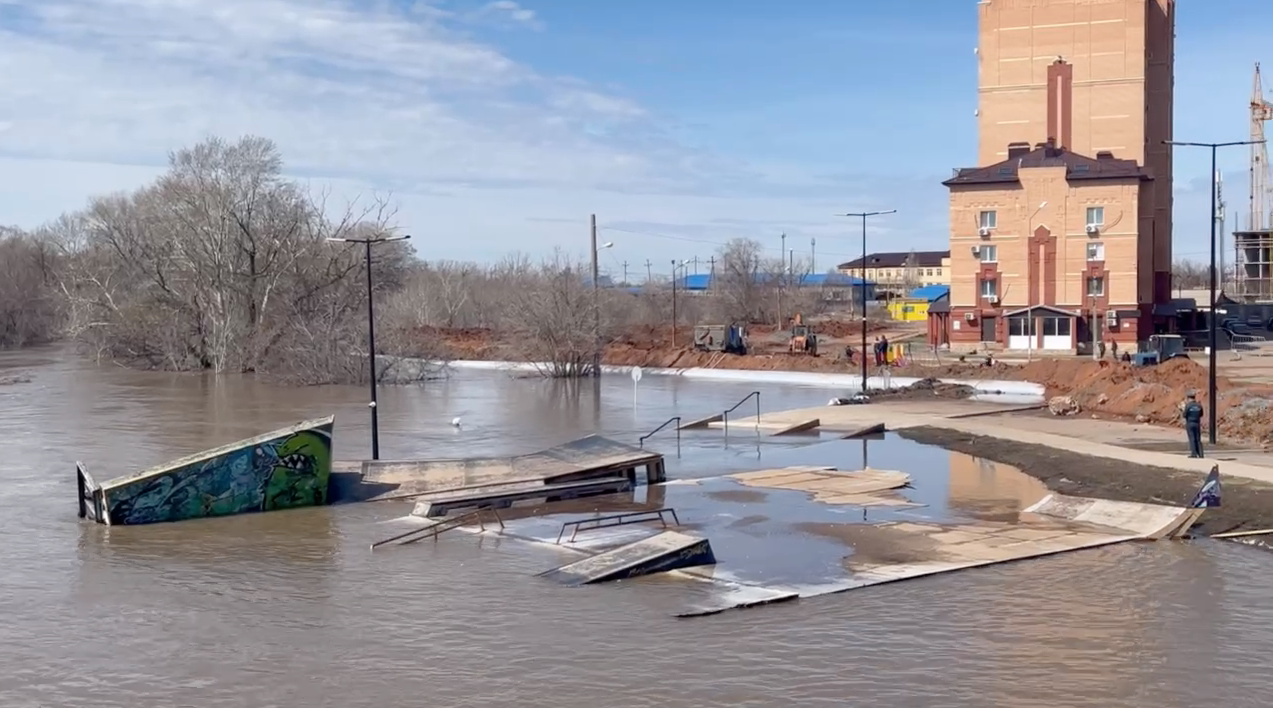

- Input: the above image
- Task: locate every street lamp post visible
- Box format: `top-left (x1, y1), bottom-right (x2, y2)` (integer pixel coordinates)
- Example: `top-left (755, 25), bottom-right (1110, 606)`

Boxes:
top-left (1164, 139), bottom-right (1262, 444)
top-left (325, 233), bottom-right (410, 460)
top-left (838, 210), bottom-right (896, 392)
top-left (589, 214), bottom-right (613, 376)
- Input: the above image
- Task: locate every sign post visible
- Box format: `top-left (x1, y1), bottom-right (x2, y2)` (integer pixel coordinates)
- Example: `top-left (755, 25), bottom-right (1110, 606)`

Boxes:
top-left (630, 366), bottom-right (643, 405)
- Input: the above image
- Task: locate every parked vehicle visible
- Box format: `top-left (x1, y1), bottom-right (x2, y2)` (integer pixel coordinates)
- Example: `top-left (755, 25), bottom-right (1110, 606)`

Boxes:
top-left (1132, 334), bottom-right (1188, 366)
top-left (693, 323), bottom-right (748, 355)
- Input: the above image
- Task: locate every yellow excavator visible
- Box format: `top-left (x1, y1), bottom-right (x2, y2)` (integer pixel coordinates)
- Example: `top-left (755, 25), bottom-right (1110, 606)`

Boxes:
top-left (787, 314), bottom-right (818, 356)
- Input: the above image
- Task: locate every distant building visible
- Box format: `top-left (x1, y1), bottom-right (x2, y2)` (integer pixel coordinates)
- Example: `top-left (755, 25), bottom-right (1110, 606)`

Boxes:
top-left (887, 285), bottom-right (950, 322)
top-left (836, 251), bottom-right (951, 295)
top-left (676, 272), bottom-right (876, 306)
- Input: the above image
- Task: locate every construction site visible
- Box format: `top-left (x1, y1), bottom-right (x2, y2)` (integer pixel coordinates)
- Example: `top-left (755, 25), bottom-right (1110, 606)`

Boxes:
top-left (1230, 63), bottom-right (1273, 305)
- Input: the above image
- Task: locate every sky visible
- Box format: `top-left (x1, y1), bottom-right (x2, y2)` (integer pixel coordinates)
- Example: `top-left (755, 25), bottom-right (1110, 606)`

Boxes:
top-left (0, 0), bottom-right (1270, 280)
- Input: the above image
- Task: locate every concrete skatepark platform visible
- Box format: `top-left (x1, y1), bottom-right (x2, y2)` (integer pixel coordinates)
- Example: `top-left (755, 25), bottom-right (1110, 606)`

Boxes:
top-left (366, 435), bottom-right (1221, 619)
top-left (330, 435), bottom-right (666, 504)
top-left (538, 530), bottom-right (716, 585)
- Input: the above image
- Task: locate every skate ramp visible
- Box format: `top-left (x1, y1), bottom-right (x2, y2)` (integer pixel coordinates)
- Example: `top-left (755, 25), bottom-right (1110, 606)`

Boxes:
top-left (539, 531), bottom-right (716, 585)
top-left (346, 435), bottom-right (664, 502)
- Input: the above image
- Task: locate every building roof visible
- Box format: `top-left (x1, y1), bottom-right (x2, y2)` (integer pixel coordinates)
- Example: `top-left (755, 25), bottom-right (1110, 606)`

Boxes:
top-left (838, 250), bottom-right (949, 270)
top-left (908, 284), bottom-right (950, 301)
top-left (943, 142), bottom-right (1149, 187)
top-left (678, 272), bottom-right (874, 290)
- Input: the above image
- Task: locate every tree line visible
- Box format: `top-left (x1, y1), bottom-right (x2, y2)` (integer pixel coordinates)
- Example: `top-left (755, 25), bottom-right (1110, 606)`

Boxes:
top-left (0, 136), bottom-right (854, 381)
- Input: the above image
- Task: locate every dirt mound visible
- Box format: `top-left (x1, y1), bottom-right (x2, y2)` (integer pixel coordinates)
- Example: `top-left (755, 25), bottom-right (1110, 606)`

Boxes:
top-left (872, 378), bottom-right (975, 401)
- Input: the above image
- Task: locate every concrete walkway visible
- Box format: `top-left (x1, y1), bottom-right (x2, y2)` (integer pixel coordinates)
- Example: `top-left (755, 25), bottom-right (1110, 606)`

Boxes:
top-left (724, 400), bottom-right (1273, 486)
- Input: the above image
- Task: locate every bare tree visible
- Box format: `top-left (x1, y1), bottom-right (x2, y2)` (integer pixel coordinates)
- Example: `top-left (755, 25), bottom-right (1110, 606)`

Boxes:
top-left (499, 252), bottom-right (612, 377)
top-left (1172, 259), bottom-right (1209, 293)
top-left (0, 227), bottom-right (63, 348)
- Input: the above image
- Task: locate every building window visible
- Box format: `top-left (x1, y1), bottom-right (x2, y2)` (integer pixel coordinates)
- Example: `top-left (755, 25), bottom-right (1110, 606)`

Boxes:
top-left (1087, 276), bottom-right (1105, 297)
top-left (1043, 317), bottom-right (1071, 336)
top-left (980, 278), bottom-right (998, 299)
top-left (1086, 242), bottom-right (1104, 261)
top-left (978, 210), bottom-right (997, 229)
top-left (1086, 206), bottom-right (1105, 227)
top-left (936, 268), bottom-right (942, 276)
top-left (978, 245), bottom-right (997, 263)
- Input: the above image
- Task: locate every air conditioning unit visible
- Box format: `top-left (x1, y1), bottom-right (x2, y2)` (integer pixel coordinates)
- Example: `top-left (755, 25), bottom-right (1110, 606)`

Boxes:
top-left (970, 245), bottom-right (981, 256)
top-left (1085, 224), bottom-right (1100, 235)
top-left (978, 227), bottom-right (993, 237)
top-left (989, 296), bottom-right (1000, 305)
top-left (1105, 311), bottom-right (1118, 325)
top-left (964, 312), bottom-right (976, 322)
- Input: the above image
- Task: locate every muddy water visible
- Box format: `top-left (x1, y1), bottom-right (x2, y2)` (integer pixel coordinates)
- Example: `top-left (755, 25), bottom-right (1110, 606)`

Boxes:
top-left (3, 348), bottom-right (1273, 707)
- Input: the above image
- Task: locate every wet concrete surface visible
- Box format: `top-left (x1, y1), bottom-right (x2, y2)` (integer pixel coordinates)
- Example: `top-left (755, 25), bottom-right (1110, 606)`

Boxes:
top-left (6, 347), bottom-right (1273, 707)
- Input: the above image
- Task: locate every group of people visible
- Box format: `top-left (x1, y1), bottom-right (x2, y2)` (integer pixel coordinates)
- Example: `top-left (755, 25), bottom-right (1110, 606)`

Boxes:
top-left (842, 335), bottom-right (899, 367)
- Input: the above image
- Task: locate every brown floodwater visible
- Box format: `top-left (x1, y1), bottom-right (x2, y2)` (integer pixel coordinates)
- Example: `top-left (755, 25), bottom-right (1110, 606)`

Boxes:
top-left (3, 347), bottom-right (1273, 708)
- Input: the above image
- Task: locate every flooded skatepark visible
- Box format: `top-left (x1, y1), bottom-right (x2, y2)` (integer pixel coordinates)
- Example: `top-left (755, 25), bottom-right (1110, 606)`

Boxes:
top-left (4, 348), bottom-right (1273, 707)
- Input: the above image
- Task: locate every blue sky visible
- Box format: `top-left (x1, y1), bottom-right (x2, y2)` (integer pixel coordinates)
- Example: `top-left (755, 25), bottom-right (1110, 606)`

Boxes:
top-left (0, 0), bottom-right (1269, 278)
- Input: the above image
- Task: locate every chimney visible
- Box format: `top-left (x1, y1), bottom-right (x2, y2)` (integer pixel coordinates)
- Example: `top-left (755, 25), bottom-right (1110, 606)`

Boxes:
top-left (1046, 58), bottom-right (1073, 150)
top-left (1007, 142), bottom-right (1031, 159)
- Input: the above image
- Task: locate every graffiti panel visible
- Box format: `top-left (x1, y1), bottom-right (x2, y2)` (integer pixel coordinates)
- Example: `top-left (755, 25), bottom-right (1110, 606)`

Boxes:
top-left (100, 419), bottom-right (334, 525)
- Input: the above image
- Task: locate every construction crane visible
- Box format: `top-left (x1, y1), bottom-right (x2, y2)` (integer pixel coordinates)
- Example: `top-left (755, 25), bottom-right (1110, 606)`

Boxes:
top-left (1251, 63), bottom-right (1273, 230)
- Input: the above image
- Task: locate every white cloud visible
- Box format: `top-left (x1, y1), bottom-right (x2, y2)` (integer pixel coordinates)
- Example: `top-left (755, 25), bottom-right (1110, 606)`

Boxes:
top-left (471, 1), bottom-right (542, 31)
top-left (0, 0), bottom-right (910, 267)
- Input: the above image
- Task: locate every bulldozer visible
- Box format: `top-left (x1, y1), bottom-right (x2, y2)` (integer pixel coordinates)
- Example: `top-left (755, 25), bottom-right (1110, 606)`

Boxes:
top-left (693, 323), bottom-right (748, 355)
top-left (787, 314), bottom-right (818, 356)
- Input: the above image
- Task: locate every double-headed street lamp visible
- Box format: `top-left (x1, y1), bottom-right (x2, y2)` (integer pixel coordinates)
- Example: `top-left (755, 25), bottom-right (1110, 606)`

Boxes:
top-left (837, 210), bottom-right (896, 393)
top-left (326, 233), bottom-right (411, 460)
top-left (1163, 139), bottom-right (1262, 444)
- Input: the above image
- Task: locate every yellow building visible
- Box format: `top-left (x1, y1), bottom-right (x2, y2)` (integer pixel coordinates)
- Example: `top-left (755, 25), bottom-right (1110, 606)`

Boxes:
top-left (887, 285), bottom-right (951, 322)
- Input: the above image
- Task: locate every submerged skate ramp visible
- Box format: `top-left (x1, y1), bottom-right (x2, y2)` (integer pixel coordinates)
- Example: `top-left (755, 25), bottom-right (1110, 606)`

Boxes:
top-left (539, 531), bottom-right (716, 585)
top-left (346, 435), bottom-right (665, 502)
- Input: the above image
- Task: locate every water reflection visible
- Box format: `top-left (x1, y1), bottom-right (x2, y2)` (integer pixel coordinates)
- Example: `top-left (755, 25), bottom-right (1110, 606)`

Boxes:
top-left (0, 347), bottom-right (1266, 708)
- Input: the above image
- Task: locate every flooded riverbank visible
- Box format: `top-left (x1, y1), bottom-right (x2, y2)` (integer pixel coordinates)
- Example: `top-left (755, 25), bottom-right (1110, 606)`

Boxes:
top-left (3, 348), bottom-right (1273, 707)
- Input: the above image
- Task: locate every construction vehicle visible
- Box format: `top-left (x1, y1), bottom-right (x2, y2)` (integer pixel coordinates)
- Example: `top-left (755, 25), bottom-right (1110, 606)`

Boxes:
top-left (693, 323), bottom-right (748, 355)
top-left (1131, 334), bottom-right (1188, 366)
top-left (787, 314), bottom-right (818, 356)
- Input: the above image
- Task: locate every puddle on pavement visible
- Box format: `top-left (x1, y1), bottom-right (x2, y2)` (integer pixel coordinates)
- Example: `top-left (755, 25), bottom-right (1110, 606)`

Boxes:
top-left (466, 434), bottom-right (1059, 590)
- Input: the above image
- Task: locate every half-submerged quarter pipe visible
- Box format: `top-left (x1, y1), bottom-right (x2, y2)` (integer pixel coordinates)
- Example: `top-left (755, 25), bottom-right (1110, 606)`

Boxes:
top-left (76, 416), bottom-right (335, 525)
top-left (539, 531), bottom-right (716, 585)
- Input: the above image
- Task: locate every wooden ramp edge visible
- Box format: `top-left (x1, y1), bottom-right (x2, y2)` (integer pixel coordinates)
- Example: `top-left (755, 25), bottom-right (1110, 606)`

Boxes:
top-left (679, 414), bottom-right (723, 429)
top-left (838, 423), bottom-right (886, 439)
top-left (537, 531), bottom-right (716, 585)
top-left (770, 418), bottom-right (820, 436)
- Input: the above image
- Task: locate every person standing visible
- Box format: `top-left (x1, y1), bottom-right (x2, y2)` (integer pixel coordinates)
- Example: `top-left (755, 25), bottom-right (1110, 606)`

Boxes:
top-left (880, 334), bottom-right (890, 365)
top-left (1182, 392), bottom-right (1205, 458)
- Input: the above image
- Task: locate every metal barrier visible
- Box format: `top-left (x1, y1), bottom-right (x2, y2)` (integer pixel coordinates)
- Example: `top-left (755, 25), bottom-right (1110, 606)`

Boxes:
top-left (639, 416), bottom-right (681, 449)
top-left (721, 391), bottom-right (761, 440)
top-left (369, 508), bottom-right (504, 550)
top-left (555, 507), bottom-right (681, 544)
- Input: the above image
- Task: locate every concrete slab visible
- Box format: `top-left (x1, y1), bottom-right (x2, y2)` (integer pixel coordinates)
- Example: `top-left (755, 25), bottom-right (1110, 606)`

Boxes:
top-left (537, 531), bottom-right (716, 585)
top-left (411, 477), bottom-right (632, 518)
top-left (728, 467), bottom-right (916, 507)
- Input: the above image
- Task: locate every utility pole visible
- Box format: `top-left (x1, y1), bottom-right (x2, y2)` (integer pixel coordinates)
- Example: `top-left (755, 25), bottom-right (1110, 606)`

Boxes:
top-left (709, 256), bottom-right (716, 278)
top-left (811, 237), bottom-right (816, 272)
top-left (692, 255), bottom-right (699, 274)
top-left (622, 260), bottom-right (629, 285)
top-left (671, 260), bottom-right (678, 347)
top-left (644, 259), bottom-right (653, 283)
top-left (778, 232), bottom-right (786, 327)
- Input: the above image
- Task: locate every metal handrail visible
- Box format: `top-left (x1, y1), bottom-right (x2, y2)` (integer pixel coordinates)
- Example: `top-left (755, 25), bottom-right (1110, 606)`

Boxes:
top-left (721, 391), bottom-right (761, 439)
top-left (369, 508), bottom-right (504, 550)
top-left (639, 416), bottom-right (681, 448)
top-left (555, 507), bottom-right (681, 544)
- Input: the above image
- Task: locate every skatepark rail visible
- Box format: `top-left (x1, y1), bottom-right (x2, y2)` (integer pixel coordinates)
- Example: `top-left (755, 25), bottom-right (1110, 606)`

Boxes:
top-left (722, 391), bottom-right (761, 439)
top-left (639, 417), bottom-right (681, 449)
top-left (556, 508), bottom-right (682, 544)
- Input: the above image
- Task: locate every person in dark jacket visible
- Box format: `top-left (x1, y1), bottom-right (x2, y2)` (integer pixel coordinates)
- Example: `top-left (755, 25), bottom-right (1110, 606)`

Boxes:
top-left (1182, 392), bottom-right (1205, 458)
